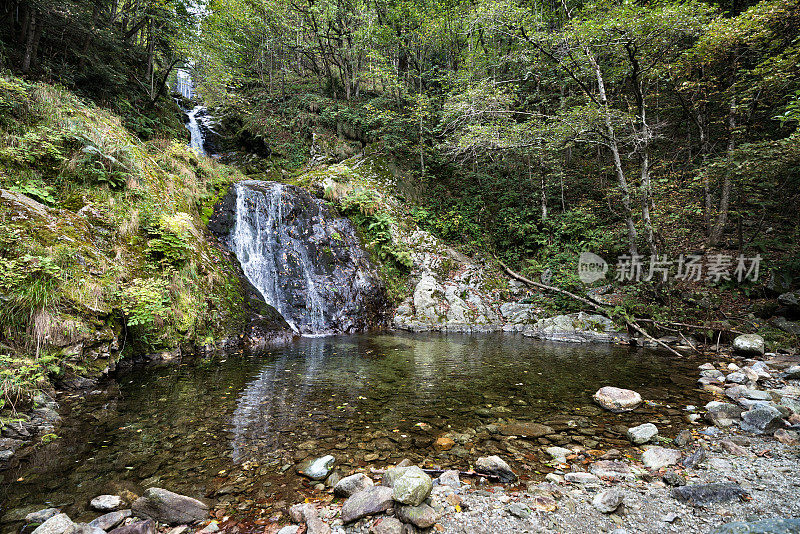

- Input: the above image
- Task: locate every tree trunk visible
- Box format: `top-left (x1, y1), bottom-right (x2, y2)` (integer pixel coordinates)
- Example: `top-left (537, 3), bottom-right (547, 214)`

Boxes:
top-left (587, 49), bottom-right (638, 255)
top-left (21, 9), bottom-right (36, 73)
top-left (709, 94), bottom-right (736, 246)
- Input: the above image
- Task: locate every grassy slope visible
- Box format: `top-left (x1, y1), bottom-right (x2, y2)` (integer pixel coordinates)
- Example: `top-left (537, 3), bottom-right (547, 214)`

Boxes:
top-left (0, 76), bottom-right (252, 409)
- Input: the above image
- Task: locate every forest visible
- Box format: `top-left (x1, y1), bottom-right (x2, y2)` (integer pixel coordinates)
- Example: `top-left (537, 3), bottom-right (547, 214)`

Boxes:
top-left (1, 0), bottom-right (800, 532)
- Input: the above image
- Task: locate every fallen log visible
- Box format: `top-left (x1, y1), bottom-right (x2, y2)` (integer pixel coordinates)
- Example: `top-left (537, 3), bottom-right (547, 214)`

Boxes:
top-left (497, 260), bottom-right (685, 358)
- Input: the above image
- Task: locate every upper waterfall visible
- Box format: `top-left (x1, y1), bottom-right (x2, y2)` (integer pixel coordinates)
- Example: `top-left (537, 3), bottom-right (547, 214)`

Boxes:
top-left (226, 180), bottom-right (387, 335)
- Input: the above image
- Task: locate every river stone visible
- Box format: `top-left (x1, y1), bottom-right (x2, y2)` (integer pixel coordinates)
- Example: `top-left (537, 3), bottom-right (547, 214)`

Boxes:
top-left (334, 473), bottom-right (374, 497)
top-left (438, 470), bottom-right (460, 488)
top-left (732, 334), bottom-right (765, 356)
top-left (26, 509), bottom-right (61, 525)
top-left (592, 489), bottom-right (624, 514)
top-left (498, 422), bottom-right (553, 438)
top-left (109, 520), bottom-right (156, 534)
top-left (672, 483), bottom-right (748, 505)
top-left (90, 495), bottom-right (123, 512)
top-left (131, 488), bottom-right (208, 525)
top-left (31, 514), bottom-right (76, 534)
top-left (564, 472), bottom-right (600, 485)
top-left (783, 366), bottom-right (800, 380)
top-left (593, 387), bottom-right (642, 412)
top-left (741, 388), bottom-right (772, 401)
top-left (73, 525), bottom-right (106, 534)
top-left (433, 437), bottom-right (455, 451)
top-left (89, 510), bottom-right (131, 531)
top-left (726, 372), bottom-right (748, 384)
top-left (627, 423), bottom-right (658, 444)
top-left (395, 502), bottom-right (437, 528)
top-left (740, 404), bottom-right (784, 434)
top-left (642, 447), bottom-right (681, 470)
top-left (340, 486), bottom-right (394, 523)
top-left (297, 455), bottom-right (336, 480)
top-left (369, 517), bottom-right (403, 534)
top-left (475, 455), bottom-right (517, 483)
top-left (705, 401), bottom-right (744, 427)
top-left (710, 518), bottom-right (800, 533)
top-left (590, 460), bottom-right (635, 482)
top-left (392, 466), bottom-right (433, 506)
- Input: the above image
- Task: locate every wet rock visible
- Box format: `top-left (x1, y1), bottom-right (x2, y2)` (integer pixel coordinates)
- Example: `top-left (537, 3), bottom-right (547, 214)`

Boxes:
top-left (740, 388), bottom-right (772, 401)
top-left (438, 470), bottom-right (460, 488)
top-left (705, 401), bottom-right (744, 427)
top-left (26, 509), bottom-right (61, 525)
top-left (369, 517), bottom-right (403, 534)
top-left (709, 518), bottom-right (800, 533)
top-left (783, 366), bottom-right (800, 380)
top-left (32, 514), bottom-right (76, 534)
top-left (590, 460), bottom-right (635, 482)
top-left (726, 372), bottom-right (748, 384)
top-left (593, 387), bottom-right (642, 413)
top-left (674, 429), bottom-right (694, 447)
top-left (131, 488), bottom-right (208, 526)
top-left (564, 472), bottom-right (600, 485)
top-left (109, 520), bottom-right (156, 534)
top-left (545, 446), bottom-right (572, 464)
top-left (90, 495), bottom-right (123, 512)
top-left (627, 423), bottom-right (658, 444)
top-left (392, 466), bottom-right (433, 506)
top-left (0, 437), bottom-right (24, 461)
top-left (498, 422), bottom-right (553, 438)
top-left (740, 404), bottom-right (784, 434)
top-left (89, 510), bottom-right (132, 531)
top-left (433, 437), bottom-right (455, 451)
top-left (524, 313), bottom-right (628, 343)
top-left (671, 483), bottom-right (749, 505)
top-left (395, 502), bottom-right (437, 528)
top-left (592, 489), bottom-right (624, 514)
top-left (340, 486), bottom-right (394, 523)
top-left (475, 455), bottom-right (517, 483)
top-left (334, 473), bottom-right (374, 497)
top-left (297, 455), bottom-right (336, 480)
top-left (641, 447), bottom-right (681, 470)
top-left (732, 334), bottom-right (765, 356)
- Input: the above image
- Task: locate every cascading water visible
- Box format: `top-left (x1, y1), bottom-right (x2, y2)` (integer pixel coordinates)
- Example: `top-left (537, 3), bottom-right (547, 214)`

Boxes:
top-left (227, 180), bottom-right (386, 335)
top-left (186, 105), bottom-right (207, 156)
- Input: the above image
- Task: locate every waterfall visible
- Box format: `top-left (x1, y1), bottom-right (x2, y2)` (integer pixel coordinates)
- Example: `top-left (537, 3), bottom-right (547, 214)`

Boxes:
top-left (228, 180), bottom-right (386, 335)
top-left (186, 105), bottom-right (206, 156)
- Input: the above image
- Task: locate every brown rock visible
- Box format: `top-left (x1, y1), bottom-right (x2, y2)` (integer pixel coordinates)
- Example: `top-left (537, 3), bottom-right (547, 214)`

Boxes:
top-left (433, 437), bottom-right (455, 451)
top-left (720, 440), bottom-right (750, 456)
top-left (498, 422), bottom-right (554, 438)
top-left (340, 486), bottom-right (394, 523)
top-left (774, 429), bottom-right (799, 446)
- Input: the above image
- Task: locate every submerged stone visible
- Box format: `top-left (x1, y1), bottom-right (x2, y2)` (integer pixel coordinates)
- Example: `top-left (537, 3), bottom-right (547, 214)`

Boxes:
top-left (593, 387), bottom-right (642, 412)
top-left (297, 455), bottom-right (336, 480)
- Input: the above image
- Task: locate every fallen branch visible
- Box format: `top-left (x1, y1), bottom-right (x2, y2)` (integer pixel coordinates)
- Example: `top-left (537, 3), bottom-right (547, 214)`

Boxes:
top-left (635, 318), bottom-right (744, 336)
top-left (497, 260), bottom-right (685, 358)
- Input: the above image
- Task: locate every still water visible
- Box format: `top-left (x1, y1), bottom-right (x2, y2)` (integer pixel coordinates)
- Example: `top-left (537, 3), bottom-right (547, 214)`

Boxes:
top-left (0, 332), bottom-right (706, 531)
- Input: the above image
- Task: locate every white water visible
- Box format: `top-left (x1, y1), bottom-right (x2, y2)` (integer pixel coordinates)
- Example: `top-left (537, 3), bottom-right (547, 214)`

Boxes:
top-left (186, 105), bottom-right (206, 156)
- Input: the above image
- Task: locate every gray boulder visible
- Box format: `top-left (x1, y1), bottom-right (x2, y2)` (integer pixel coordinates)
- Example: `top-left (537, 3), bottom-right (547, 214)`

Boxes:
top-left (108, 520), bottom-right (156, 534)
top-left (672, 483), bottom-right (748, 505)
top-left (340, 486), bottom-right (394, 523)
top-left (395, 502), bottom-right (437, 528)
top-left (778, 291), bottom-right (800, 312)
top-left (88, 510), bottom-right (131, 531)
top-left (90, 495), bottom-right (123, 512)
top-left (732, 334), bottom-right (765, 356)
top-left (334, 473), bottom-right (374, 497)
top-left (783, 366), bottom-right (800, 380)
top-left (710, 518), bottom-right (800, 533)
top-left (593, 387), bottom-right (642, 412)
top-left (26, 509), bottom-right (61, 525)
top-left (391, 466), bottom-right (432, 506)
top-left (627, 423), bottom-right (658, 444)
top-left (131, 488), bottom-right (208, 526)
top-left (705, 401), bottom-right (744, 427)
top-left (592, 489), bottom-right (624, 514)
top-left (641, 447), bottom-right (681, 470)
top-left (475, 455), bottom-right (517, 483)
top-left (31, 514), bottom-right (76, 534)
top-left (740, 404), bottom-right (785, 434)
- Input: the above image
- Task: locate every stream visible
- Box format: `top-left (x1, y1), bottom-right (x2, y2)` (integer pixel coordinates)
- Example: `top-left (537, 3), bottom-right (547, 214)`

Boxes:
top-left (0, 332), bottom-right (707, 531)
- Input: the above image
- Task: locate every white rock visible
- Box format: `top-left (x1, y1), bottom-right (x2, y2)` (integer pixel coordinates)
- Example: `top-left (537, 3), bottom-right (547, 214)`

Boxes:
top-left (641, 447), bottom-right (681, 470)
top-left (593, 387), bottom-right (642, 412)
top-left (626, 423), bottom-right (658, 444)
top-left (90, 495), bottom-right (123, 512)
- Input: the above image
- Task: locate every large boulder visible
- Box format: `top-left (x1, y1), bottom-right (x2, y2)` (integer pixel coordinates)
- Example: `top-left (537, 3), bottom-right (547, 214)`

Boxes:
top-left (740, 404), bottom-right (785, 434)
top-left (391, 466), bottom-right (432, 506)
top-left (732, 334), bottom-right (765, 356)
top-left (475, 455), bottom-right (517, 483)
top-left (778, 291), bottom-right (800, 314)
top-left (641, 447), bottom-right (681, 470)
top-left (131, 488), bottom-right (208, 526)
top-left (334, 473), bottom-right (374, 497)
top-left (672, 483), bottom-right (748, 505)
top-left (523, 312), bottom-right (628, 344)
top-left (705, 401), bottom-right (744, 427)
top-left (626, 423), bottom-right (658, 444)
top-left (31, 514), bottom-right (75, 534)
top-left (339, 486), bottom-right (394, 523)
top-left (593, 387), bottom-right (642, 412)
